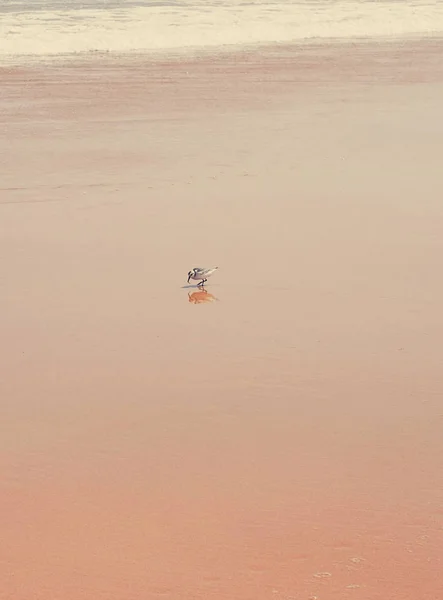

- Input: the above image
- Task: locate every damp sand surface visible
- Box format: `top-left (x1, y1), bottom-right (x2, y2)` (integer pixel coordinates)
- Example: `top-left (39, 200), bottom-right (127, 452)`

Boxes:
top-left (1, 40), bottom-right (443, 599)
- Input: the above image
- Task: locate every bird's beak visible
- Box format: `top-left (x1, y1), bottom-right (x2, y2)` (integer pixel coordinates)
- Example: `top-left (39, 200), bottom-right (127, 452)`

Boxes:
top-left (187, 274), bottom-right (191, 283)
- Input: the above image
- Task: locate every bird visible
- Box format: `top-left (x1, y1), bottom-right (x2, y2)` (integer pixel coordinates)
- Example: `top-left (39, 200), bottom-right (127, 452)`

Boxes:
top-left (187, 267), bottom-right (218, 286)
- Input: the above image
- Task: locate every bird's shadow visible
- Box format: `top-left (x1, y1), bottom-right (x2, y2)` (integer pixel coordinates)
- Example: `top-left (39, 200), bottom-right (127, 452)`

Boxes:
top-left (181, 284), bottom-right (206, 289)
top-left (188, 289), bottom-right (219, 304)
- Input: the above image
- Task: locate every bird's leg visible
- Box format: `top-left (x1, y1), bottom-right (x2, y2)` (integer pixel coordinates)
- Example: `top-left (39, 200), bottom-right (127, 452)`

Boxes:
top-left (198, 279), bottom-right (205, 287)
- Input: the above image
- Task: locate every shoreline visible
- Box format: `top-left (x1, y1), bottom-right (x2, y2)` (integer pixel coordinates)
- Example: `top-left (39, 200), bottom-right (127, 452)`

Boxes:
top-left (2, 34), bottom-right (443, 69)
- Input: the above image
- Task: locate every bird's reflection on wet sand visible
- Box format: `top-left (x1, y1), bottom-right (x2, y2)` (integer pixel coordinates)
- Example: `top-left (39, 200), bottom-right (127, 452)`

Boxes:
top-left (188, 289), bottom-right (218, 304)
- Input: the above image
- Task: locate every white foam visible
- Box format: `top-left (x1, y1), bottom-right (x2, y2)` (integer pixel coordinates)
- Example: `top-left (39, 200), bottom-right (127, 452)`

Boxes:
top-left (0, 0), bottom-right (442, 63)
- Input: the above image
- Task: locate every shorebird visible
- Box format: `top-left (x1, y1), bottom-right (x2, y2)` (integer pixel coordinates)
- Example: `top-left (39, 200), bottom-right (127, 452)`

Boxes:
top-left (187, 267), bottom-right (218, 286)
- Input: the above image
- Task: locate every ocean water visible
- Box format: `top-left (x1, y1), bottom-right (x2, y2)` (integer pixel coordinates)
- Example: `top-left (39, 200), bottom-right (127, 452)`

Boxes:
top-left (0, 0), bottom-right (442, 63)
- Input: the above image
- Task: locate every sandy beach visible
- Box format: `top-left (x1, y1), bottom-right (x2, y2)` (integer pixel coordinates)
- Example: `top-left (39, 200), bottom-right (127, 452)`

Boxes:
top-left (1, 39), bottom-right (443, 599)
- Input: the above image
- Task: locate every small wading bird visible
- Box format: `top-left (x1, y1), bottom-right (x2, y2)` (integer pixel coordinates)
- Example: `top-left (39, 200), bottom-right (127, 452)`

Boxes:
top-left (187, 267), bottom-right (218, 286)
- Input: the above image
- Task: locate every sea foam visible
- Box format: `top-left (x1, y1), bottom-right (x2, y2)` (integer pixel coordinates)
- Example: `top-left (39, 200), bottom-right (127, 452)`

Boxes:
top-left (0, 0), bottom-right (441, 64)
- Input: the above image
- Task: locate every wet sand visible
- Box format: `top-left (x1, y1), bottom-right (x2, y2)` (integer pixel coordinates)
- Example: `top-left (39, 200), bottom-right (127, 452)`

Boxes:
top-left (1, 40), bottom-right (443, 599)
